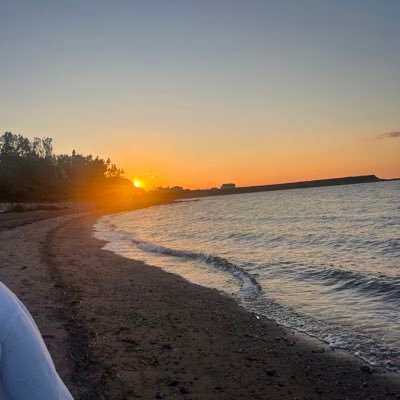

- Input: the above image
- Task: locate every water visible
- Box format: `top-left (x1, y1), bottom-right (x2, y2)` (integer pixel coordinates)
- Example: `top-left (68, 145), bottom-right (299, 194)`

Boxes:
top-left (94, 181), bottom-right (400, 371)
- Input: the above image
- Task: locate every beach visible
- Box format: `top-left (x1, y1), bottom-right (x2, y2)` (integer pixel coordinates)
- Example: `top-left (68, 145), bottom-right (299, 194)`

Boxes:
top-left (0, 209), bottom-right (399, 400)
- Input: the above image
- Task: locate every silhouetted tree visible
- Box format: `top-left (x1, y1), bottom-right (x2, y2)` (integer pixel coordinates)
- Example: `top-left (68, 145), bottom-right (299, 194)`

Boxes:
top-left (0, 132), bottom-right (130, 202)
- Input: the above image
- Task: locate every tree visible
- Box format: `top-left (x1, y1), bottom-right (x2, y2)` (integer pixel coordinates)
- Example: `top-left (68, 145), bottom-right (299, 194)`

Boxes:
top-left (0, 132), bottom-right (130, 201)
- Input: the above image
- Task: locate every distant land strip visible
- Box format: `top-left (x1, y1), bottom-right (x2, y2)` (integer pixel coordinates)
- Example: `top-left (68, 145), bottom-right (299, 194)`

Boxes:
top-left (177, 175), bottom-right (392, 199)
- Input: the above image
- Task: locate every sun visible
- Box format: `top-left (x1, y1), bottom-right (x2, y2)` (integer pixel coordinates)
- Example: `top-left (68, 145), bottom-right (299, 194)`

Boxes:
top-left (133, 179), bottom-right (142, 188)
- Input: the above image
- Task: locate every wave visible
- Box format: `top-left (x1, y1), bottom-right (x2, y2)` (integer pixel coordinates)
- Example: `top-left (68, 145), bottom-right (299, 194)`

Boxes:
top-left (246, 295), bottom-right (400, 372)
top-left (293, 266), bottom-right (400, 302)
top-left (262, 260), bottom-right (400, 304)
top-left (131, 239), bottom-right (262, 298)
top-left (95, 216), bottom-right (261, 298)
top-left (98, 216), bottom-right (400, 303)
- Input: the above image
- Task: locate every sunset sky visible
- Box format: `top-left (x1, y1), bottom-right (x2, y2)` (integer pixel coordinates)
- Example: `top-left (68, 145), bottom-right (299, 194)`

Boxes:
top-left (1, 1), bottom-right (399, 189)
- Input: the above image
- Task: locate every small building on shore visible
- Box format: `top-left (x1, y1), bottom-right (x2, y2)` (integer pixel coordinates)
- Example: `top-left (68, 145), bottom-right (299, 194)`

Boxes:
top-left (221, 183), bottom-right (236, 189)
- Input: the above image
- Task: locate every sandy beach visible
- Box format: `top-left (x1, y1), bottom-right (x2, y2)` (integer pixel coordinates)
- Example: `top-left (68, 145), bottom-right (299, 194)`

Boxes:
top-left (0, 209), bottom-right (399, 400)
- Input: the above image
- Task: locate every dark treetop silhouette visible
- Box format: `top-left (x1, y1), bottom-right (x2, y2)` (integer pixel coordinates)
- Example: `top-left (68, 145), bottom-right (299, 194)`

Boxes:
top-left (0, 132), bottom-right (130, 202)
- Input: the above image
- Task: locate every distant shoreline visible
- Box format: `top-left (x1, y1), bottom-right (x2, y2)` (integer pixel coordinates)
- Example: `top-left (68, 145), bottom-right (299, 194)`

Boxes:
top-left (175, 174), bottom-right (389, 199)
top-left (1, 175), bottom-right (396, 207)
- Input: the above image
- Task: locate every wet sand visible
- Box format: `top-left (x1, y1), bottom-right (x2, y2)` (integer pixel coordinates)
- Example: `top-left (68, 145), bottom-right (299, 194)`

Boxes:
top-left (0, 210), bottom-right (399, 399)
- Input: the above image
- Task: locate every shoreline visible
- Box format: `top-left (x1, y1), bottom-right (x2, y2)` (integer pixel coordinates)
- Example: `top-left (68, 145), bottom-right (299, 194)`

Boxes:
top-left (0, 209), bottom-right (399, 399)
top-left (94, 206), bottom-right (400, 379)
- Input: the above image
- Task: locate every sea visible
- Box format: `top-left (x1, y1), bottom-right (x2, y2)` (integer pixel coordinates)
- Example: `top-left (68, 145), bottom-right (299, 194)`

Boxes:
top-left (94, 181), bottom-right (400, 372)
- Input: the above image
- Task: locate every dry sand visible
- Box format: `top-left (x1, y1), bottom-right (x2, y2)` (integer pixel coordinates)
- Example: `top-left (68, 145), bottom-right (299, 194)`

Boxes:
top-left (0, 209), bottom-right (399, 400)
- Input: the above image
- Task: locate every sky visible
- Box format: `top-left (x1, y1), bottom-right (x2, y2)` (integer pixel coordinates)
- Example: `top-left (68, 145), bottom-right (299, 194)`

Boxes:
top-left (0, 0), bottom-right (399, 189)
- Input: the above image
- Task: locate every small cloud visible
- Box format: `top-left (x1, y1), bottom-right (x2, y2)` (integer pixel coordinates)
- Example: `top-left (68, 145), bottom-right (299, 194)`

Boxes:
top-left (378, 131), bottom-right (400, 139)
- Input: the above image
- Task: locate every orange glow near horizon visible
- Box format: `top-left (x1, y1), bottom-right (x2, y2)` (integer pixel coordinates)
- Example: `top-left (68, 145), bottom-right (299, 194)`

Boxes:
top-left (115, 130), bottom-right (400, 190)
top-left (66, 114), bottom-right (398, 191)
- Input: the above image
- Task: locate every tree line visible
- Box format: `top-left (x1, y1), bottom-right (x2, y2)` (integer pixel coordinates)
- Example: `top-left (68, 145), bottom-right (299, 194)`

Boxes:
top-left (0, 132), bottom-right (132, 202)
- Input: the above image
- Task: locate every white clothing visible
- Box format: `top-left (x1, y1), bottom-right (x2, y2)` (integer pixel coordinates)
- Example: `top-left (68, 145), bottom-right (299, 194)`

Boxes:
top-left (0, 282), bottom-right (73, 399)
